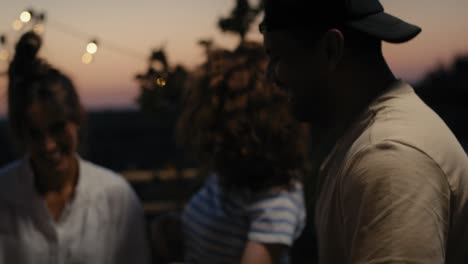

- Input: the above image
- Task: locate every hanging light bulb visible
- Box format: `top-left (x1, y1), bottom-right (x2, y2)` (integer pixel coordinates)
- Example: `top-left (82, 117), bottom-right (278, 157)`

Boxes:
top-left (0, 49), bottom-right (9, 62)
top-left (81, 52), bottom-right (93, 64)
top-left (20, 10), bottom-right (32, 23)
top-left (156, 77), bottom-right (167, 87)
top-left (12, 20), bottom-right (23, 31)
top-left (86, 40), bottom-right (98, 54)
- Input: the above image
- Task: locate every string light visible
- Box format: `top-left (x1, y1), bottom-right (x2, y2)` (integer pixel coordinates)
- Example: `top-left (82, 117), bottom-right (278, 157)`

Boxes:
top-left (12, 20), bottom-right (23, 31)
top-left (86, 40), bottom-right (98, 54)
top-left (0, 49), bottom-right (9, 62)
top-left (20, 11), bottom-right (32, 23)
top-left (81, 40), bottom-right (98, 65)
top-left (81, 52), bottom-right (93, 64)
top-left (2, 7), bottom-right (148, 66)
top-left (156, 77), bottom-right (167, 87)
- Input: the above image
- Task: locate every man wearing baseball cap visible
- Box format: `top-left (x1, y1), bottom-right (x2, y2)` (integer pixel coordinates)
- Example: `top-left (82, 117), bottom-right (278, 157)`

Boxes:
top-left (261, 0), bottom-right (468, 263)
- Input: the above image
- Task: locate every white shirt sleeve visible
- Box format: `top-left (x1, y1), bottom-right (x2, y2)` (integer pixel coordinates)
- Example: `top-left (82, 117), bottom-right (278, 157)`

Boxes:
top-left (114, 184), bottom-right (151, 264)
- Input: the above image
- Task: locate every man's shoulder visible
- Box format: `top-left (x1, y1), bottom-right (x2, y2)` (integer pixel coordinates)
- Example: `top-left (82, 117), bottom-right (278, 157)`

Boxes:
top-left (351, 82), bottom-right (465, 167)
top-left (341, 83), bottom-right (467, 192)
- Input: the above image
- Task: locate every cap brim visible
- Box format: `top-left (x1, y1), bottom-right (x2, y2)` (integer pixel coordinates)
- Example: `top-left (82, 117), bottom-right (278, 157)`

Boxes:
top-left (347, 12), bottom-right (421, 43)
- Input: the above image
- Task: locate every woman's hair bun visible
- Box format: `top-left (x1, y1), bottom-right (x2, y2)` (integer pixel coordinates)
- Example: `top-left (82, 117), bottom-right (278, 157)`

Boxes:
top-left (15, 31), bottom-right (42, 61)
top-left (9, 31), bottom-right (43, 78)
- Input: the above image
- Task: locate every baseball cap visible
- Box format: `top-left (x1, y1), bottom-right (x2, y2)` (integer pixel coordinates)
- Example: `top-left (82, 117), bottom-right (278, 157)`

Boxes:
top-left (261, 0), bottom-right (421, 43)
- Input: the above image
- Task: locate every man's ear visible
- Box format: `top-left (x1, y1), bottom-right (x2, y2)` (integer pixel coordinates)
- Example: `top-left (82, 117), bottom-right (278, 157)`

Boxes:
top-left (323, 29), bottom-right (344, 71)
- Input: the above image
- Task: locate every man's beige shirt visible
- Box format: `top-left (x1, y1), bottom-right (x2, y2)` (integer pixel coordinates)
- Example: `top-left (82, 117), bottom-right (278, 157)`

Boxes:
top-left (315, 81), bottom-right (468, 263)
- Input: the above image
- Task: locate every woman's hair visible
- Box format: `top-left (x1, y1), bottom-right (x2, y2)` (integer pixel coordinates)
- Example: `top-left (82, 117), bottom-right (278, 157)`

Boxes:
top-left (177, 42), bottom-right (308, 192)
top-left (7, 31), bottom-right (84, 143)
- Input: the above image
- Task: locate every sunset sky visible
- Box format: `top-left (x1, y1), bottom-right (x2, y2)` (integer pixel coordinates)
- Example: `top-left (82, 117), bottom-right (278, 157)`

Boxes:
top-left (0, 0), bottom-right (467, 115)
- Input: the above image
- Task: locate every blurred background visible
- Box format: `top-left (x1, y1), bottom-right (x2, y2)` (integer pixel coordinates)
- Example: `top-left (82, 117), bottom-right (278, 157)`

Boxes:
top-left (0, 0), bottom-right (467, 262)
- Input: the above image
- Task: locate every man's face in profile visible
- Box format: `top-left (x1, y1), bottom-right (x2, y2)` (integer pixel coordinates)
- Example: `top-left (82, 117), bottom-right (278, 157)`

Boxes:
top-left (263, 30), bottom-right (332, 126)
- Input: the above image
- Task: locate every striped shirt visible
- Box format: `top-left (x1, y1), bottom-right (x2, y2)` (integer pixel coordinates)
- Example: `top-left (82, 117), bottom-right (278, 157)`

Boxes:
top-left (182, 175), bottom-right (305, 264)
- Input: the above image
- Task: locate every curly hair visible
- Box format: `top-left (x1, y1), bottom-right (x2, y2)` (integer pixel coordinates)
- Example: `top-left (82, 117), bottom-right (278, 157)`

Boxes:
top-left (177, 42), bottom-right (308, 192)
top-left (7, 31), bottom-right (85, 147)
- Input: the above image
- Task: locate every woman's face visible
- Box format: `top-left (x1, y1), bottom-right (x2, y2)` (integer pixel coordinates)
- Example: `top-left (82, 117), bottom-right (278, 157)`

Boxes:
top-left (23, 101), bottom-right (79, 178)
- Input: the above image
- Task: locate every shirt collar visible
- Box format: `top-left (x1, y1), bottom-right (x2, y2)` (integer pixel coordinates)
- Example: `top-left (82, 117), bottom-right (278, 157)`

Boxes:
top-left (12, 154), bottom-right (87, 207)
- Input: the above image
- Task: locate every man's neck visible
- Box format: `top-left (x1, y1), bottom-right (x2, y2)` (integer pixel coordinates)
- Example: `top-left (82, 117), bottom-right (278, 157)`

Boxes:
top-left (328, 58), bottom-right (397, 144)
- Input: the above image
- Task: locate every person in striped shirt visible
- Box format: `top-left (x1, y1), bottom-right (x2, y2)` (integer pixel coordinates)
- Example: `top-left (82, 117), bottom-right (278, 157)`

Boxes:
top-left (177, 42), bottom-right (308, 263)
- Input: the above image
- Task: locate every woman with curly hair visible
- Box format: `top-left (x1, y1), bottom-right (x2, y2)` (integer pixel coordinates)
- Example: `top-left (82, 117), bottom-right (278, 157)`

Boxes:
top-left (0, 32), bottom-right (149, 264)
top-left (178, 42), bottom-right (308, 264)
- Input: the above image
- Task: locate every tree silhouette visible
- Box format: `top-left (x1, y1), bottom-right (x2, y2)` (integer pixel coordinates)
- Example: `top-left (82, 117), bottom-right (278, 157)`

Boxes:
top-left (416, 55), bottom-right (468, 107)
top-left (135, 48), bottom-right (188, 125)
top-left (415, 55), bottom-right (468, 147)
top-left (198, 38), bottom-right (214, 58)
top-left (218, 0), bottom-right (264, 46)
